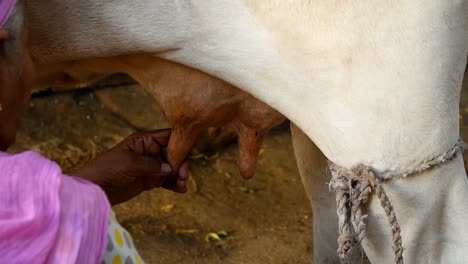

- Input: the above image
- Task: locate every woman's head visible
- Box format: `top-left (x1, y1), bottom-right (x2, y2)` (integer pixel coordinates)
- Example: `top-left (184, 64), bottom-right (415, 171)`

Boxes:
top-left (0, 1), bottom-right (34, 150)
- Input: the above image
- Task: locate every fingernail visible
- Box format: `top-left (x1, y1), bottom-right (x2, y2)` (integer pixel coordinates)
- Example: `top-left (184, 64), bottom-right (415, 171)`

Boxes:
top-left (161, 162), bottom-right (172, 173)
top-left (181, 169), bottom-right (189, 179)
top-left (179, 160), bottom-right (190, 178)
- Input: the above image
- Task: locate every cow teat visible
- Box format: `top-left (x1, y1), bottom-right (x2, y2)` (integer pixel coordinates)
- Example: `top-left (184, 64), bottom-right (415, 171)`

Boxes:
top-left (143, 59), bottom-right (285, 178)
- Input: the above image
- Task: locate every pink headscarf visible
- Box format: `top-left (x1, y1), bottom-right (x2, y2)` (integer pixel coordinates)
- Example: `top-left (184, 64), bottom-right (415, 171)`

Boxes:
top-left (0, 0), bottom-right (16, 27)
top-left (0, 151), bottom-right (110, 263)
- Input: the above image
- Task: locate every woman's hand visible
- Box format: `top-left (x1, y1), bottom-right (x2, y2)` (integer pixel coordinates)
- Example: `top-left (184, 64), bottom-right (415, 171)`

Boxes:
top-left (70, 129), bottom-right (190, 205)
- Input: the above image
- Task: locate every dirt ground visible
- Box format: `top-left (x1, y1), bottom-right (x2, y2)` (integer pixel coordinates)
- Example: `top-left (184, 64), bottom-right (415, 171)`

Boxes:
top-left (9, 68), bottom-right (468, 264)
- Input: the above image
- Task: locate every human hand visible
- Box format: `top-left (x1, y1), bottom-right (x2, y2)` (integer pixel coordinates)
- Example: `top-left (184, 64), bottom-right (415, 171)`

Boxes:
top-left (70, 129), bottom-right (190, 205)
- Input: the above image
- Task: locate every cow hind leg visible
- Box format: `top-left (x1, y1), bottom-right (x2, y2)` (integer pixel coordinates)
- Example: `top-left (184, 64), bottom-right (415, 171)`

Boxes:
top-left (291, 123), bottom-right (369, 264)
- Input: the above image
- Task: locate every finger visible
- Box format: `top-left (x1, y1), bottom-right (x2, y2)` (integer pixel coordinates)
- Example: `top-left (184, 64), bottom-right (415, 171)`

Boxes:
top-left (176, 178), bottom-right (188, 193)
top-left (160, 160), bottom-right (189, 193)
top-left (145, 128), bottom-right (172, 146)
top-left (142, 162), bottom-right (174, 190)
top-left (178, 160), bottom-right (190, 180)
top-left (161, 162), bottom-right (173, 173)
top-left (174, 160), bottom-right (190, 193)
top-left (143, 173), bottom-right (167, 190)
top-left (122, 132), bottom-right (161, 157)
top-left (123, 129), bottom-right (172, 156)
top-left (143, 134), bottom-right (162, 156)
top-left (140, 129), bottom-right (172, 156)
top-left (162, 173), bottom-right (188, 193)
top-left (133, 155), bottom-right (165, 179)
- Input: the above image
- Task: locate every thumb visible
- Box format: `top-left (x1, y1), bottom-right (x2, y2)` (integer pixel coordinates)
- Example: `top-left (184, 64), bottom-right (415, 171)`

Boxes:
top-left (143, 162), bottom-right (174, 190)
top-left (160, 162), bottom-right (173, 174)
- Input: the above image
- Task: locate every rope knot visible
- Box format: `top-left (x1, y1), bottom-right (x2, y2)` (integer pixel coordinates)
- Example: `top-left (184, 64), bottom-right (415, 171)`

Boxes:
top-left (327, 139), bottom-right (466, 264)
top-left (328, 162), bottom-right (404, 264)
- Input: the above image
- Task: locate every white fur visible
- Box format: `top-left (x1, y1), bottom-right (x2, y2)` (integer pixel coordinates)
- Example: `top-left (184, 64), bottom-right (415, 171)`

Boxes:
top-left (26, 0), bottom-right (468, 263)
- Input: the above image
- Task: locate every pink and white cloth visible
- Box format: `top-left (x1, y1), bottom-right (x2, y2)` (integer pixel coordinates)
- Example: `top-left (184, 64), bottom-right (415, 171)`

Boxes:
top-left (0, 0), bottom-right (16, 27)
top-left (0, 151), bottom-right (110, 263)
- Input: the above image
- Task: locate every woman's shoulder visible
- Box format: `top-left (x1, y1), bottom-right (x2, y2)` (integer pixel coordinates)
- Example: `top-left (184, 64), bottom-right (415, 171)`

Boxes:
top-left (0, 150), bottom-right (110, 263)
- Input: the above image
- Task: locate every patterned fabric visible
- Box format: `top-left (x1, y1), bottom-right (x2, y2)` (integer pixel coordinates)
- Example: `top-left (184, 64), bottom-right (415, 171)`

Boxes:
top-left (102, 211), bottom-right (145, 264)
top-left (0, 151), bottom-right (111, 263)
top-left (0, 0), bottom-right (16, 27)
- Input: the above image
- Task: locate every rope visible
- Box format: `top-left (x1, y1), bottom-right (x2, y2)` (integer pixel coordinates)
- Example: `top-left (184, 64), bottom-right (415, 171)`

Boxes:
top-left (328, 138), bottom-right (467, 264)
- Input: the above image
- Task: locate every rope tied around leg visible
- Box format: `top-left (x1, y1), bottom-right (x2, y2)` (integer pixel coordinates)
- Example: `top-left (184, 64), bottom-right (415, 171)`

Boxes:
top-left (328, 138), bottom-right (467, 264)
top-left (329, 164), bottom-right (403, 264)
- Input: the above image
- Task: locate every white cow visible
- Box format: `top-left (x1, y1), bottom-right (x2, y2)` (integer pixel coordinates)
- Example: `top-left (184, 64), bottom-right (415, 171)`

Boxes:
top-left (26, 1), bottom-right (468, 263)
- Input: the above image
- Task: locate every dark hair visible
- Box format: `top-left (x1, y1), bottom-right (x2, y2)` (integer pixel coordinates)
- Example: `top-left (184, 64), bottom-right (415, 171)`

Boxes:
top-left (2, 1), bottom-right (25, 72)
